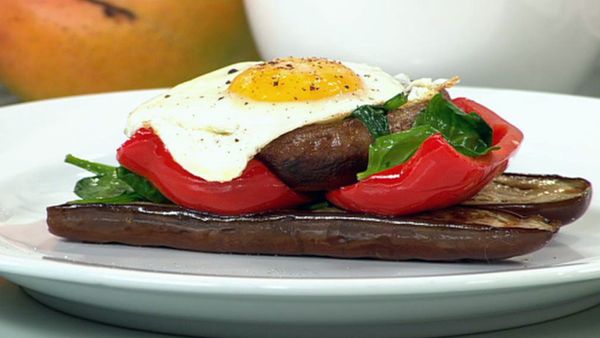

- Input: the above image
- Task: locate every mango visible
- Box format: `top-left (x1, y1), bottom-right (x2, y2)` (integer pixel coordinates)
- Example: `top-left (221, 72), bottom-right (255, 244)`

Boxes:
top-left (0, 0), bottom-right (259, 100)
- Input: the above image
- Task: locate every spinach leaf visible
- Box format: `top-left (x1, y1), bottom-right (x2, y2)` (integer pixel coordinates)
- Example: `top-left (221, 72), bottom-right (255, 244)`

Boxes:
top-left (67, 193), bottom-right (143, 205)
top-left (414, 94), bottom-right (496, 156)
top-left (65, 154), bottom-right (116, 176)
top-left (383, 92), bottom-right (409, 111)
top-left (351, 105), bottom-right (389, 139)
top-left (74, 174), bottom-right (133, 200)
top-left (357, 94), bottom-right (497, 180)
top-left (65, 154), bottom-right (170, 204)
top-left (305, 200), bottom-right (331, 210)
top-left (357, 125), bottom-right (436, 180)
top-left (116, 167), bottom-right (169, 203)
top-left (351, 92), bottom-right (408, 138)
top-left (67, 155), bottom-right (132, 200)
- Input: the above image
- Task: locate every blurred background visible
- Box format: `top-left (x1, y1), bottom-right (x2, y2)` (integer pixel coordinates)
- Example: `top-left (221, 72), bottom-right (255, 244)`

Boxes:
top-left (1, 0), bottom-right (599, 105)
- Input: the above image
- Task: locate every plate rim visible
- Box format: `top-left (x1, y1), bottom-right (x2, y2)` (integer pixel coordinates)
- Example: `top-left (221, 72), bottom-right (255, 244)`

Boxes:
top-left (0, 246), bottom-right (599, 296)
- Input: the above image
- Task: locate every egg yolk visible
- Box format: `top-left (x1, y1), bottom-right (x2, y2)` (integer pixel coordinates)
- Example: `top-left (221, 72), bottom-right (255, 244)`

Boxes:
top-left (228, 57), bottom-right (363, 102)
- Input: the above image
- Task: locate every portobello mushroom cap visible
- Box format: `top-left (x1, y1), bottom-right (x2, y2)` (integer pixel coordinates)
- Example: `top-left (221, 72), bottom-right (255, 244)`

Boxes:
top-left (257, 101), bottom-right (427, 191)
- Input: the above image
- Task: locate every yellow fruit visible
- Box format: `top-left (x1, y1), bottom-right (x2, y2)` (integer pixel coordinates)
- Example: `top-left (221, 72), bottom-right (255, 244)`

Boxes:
top-left (0, 0), bottom-right (259, 100)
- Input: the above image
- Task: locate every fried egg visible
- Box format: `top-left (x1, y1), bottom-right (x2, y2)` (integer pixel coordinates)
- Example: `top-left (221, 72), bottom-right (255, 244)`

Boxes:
top-left (125, 57), bottom-right (453, 182)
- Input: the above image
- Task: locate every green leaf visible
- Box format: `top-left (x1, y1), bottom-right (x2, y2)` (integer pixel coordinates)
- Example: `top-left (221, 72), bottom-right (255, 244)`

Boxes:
top-left (73, 174), bottom-right (133, 200)
top-left (65, 154), bottom-right (116, 175)
top-left (414, 94), bottom-right (496, 156)
top-left (383, 92), bottom-right (408, 111)
top-left (68, 192), bottom-right (143, 205)
top-left (67, 155), bottom-right (131, 200)
top-left (357, 125), bottom-right (437, 180)
top-left (305, 200), bottom-right (331, 210)
top-left (351, 105), bottom-right (390, 138)
top-left (65, 154), bottom-right (171, 205)
top-left (357, 94), bottom-right (497, 180)
top-left (116, 167), bottom-right (169, 203)
top-left (350, 92), bottom-right (409, 139)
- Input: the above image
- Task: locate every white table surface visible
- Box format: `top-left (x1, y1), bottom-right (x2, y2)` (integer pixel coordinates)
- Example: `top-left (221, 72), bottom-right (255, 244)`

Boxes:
top-left (1, 85), bottom-right (600, 337)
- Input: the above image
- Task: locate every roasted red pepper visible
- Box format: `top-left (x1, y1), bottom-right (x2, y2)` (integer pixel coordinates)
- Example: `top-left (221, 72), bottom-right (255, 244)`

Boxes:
top-left (117, 128), bottom-right (310, 215)
top-left (326, 98), bottom-right (524, 216)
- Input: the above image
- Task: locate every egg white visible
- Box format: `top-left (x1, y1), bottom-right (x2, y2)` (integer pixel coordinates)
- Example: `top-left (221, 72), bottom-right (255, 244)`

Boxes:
top-left (125, 61), bottom-right (451, 182)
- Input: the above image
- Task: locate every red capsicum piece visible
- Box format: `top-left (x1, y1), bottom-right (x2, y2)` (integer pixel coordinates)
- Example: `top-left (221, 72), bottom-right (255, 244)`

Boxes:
top-left (117, 128), bottom-right (310, 215)
top-left (326, 98), bottom-right (524, 216)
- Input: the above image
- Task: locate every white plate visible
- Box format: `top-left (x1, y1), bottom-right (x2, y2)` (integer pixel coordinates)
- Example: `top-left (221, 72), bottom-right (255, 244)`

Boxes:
top-left (0, 88), bottom-right (598, 338)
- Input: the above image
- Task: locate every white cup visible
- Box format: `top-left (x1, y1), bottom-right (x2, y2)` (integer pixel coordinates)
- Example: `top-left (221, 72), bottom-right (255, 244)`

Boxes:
top-left (245, 0), bottom-right (600, 93)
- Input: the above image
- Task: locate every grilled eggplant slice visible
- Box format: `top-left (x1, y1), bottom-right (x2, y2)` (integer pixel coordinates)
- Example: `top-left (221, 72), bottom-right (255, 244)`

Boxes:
top-left (47, 203), bottom-right (558, 261)
top-left (463, 173), bottom-right (592, 225)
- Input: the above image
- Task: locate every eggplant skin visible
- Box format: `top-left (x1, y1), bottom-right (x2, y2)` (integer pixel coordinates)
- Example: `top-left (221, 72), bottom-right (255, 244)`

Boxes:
top-left (47, 203), bottom-right (558, 262)
top-left (463, 173), bottom-right (593, 226)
